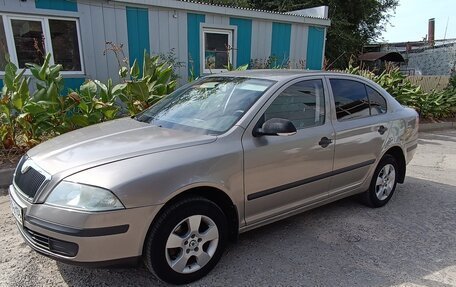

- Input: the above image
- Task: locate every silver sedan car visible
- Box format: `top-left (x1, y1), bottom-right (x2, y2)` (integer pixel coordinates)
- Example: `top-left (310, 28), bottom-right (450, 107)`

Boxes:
top-left (9, 70), bottom-right (418, 284)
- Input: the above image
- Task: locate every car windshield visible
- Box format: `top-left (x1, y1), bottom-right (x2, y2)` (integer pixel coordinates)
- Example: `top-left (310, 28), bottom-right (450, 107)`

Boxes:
top-left (135, 77), bottom-right (276, 135)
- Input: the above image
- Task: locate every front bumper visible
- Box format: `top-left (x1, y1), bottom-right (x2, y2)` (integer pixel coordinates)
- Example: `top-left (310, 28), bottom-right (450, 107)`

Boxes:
top-left (9, 184), bottom-right (162, 265)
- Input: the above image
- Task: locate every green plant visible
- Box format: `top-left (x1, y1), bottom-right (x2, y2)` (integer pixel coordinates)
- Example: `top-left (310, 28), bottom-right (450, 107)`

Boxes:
top-left (114, 50), bottom-right (177, 115)
top-left (249, 56), bottom-right (282, 69)
top-left (22, 54), bottom-right (119, 133)
top-left (449, 72), bottom-right (456, 90)
top-left (64, 80), bottom-right (120, 128)
top-left (0, 57), bottom-right (50, 149)
top-left (157, 48), bottom-right (185, 80)
top-left (0, 53), bottom-right (125, 150)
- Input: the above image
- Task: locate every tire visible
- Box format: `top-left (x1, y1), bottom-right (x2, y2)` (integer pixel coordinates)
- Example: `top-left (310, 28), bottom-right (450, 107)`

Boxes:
top-left (144, 196), bottom-right (228, 285)
top-left (362, 154), bottom-right (398, 208)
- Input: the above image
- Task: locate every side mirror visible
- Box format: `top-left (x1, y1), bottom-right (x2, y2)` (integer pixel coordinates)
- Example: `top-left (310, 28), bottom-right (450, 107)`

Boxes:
top-left (253, 118), bottom-right (297, 137)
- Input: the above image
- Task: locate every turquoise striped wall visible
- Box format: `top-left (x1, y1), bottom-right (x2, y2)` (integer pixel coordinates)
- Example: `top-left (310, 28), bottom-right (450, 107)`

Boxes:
top-left (126, 7), bottom-right (150, 72)
top-left (271, 22), bottom-right (291, 67)
top-left (63, 78), bottom-right (85, 93)
top-left (35, 0), bottom-right (77, 12)
top-left (187, 13), bottom-right (205, 78)
top-left (306, 26), bottom-right (325, 70)
top-left (229, 18), bottom-right (252, 67)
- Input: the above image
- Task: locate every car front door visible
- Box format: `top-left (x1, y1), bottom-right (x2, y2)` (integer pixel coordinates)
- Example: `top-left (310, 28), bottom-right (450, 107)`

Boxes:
top-left (242, 77), bottom-right (335, 225)
top-left (327, 77), bottom-right (390, 196)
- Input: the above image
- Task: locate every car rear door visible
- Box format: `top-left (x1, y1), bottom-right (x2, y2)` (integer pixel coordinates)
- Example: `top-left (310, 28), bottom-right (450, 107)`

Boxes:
top-left (242, 77), bottom-right (335, 225)
top-left (326, 76), bottom-right (391, 196)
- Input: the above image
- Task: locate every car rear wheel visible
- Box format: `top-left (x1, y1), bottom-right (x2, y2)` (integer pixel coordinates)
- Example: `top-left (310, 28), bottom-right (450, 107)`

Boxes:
top-left (144, 196), bottom-right (227, 284)
top-left (362, 154), bottom-right (398, 208)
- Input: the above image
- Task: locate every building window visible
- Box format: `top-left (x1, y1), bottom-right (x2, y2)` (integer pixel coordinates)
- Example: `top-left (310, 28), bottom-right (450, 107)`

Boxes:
top-left (49, 19), bottom-right (81, 71)
top-left (0, 16), bottom-right (8, 70)
top-left (0, 14), bottom-right (83, 73)
top-left (202, 28), bottom-right (233, 73)
top-left (11, 19), bottom-right (45, 67)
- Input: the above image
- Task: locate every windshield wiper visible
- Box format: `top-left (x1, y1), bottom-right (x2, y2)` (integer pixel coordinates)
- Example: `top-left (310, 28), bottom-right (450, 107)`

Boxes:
top-left (134, 114), bottom-right (153, 123)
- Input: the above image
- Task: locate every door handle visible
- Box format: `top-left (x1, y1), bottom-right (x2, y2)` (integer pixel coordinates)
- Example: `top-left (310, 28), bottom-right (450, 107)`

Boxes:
top-left (378, 125), bottom-right (388, 135)
top-left (319, 137), bottom-right (333, 148)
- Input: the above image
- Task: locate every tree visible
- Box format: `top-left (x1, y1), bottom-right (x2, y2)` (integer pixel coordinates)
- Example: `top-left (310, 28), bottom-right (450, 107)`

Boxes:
top-left (208, 0), bottom-right (398, 69)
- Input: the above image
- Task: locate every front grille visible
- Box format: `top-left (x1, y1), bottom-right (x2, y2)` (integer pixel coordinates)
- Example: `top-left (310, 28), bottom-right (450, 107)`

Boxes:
top-left (25, 227), bottom-right (50, 250)
top-left (14, 157), bottom-right (47, 199)
top-left (24, 227), bottom-right (79, 257)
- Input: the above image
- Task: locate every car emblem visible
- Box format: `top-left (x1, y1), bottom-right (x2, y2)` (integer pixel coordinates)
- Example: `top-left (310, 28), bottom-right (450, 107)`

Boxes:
top-left (21, 161), bottom-right (31, 174)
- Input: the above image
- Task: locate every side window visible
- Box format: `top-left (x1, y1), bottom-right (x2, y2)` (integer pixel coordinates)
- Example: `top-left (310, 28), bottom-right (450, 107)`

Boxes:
top-left (330, 79), bottom-right (370, 121)
top-left (264, 79), bottom-right (325, 130)
top-left (366, 86), bottom-right (387, 115)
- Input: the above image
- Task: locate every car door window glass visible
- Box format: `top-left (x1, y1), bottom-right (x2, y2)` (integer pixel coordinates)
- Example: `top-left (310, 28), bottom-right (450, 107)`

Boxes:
top-left (366, 86), bottom-right (387, 115)
top-left (330, 79), bottom-right (370, 121)
top-left (264, 79), bottom-right (325, 130)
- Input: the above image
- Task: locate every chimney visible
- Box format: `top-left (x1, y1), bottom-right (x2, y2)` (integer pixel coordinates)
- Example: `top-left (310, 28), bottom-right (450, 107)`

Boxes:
top-left (428, 18), bottom-right (435, 46)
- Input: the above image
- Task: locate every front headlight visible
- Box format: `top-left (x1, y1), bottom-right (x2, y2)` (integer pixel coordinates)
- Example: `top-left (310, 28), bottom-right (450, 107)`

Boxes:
top-left (46, 181), bottom-right (125, 211)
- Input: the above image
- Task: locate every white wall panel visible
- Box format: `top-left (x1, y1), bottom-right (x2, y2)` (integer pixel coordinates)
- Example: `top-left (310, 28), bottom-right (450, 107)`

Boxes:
top-left (251, 20), bottom-right (272, 61)
top-left (290, 24), bottom-right (309, 68)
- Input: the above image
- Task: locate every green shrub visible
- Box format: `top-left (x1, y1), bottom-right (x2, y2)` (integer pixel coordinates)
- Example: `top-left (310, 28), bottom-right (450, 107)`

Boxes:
top-left (113, 51), bottom-right (177, 115)
top-left (0, 54), bottom-right (120, 150)
top-left (0, 58), bottom-right (36, 149)
top-left (1, 50), bottom-right (178, 150)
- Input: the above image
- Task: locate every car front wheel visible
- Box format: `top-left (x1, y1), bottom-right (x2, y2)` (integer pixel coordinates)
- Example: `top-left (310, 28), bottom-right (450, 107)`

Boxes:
top-left (144, 196), bottom-right (228, 284)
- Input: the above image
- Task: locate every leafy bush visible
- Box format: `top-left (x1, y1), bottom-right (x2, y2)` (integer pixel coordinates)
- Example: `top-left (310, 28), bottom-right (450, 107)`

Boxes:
top-left (0, 55), bottom-right (118, 150)
top-left (114, 51), bottom-right (177, 115)
top-left (250, 56), bottom-right (283, 69)
top-left (345, 65), bottom-right (456, 119)
top-left (449, 73), bottom-right (456, 90)
top-left (1, 50), bottom-right (177, 150)
top-left (0, 58), bottom-right (37, 149)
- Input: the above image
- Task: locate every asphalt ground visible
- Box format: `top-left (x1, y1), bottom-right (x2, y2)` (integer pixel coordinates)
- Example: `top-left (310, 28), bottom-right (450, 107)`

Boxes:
top-left (1, 129), bottom-right (455, 286)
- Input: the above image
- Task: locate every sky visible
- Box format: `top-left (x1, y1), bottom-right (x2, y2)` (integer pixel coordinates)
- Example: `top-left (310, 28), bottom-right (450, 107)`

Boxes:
top-left (381, 0), bottom-right (456, 43)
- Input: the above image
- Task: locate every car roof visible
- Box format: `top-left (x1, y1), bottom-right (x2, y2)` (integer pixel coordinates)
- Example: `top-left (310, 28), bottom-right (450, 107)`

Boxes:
top-left (206, 69), bottom-right (357, 82)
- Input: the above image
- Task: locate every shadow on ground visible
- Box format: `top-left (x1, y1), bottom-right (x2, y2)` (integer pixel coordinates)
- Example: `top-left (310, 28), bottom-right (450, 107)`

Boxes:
top-left (419, 130), bottom-right (456, 143)
top-left (56, 176), bottom-right (456, 287)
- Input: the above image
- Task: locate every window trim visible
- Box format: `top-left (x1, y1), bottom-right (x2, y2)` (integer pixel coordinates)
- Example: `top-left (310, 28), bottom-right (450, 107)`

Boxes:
top-left (364, 84), bottom-right (388, 116)
top-left (328, 77), bottom-right (389, 122)
top-left (252, 76), bottom-right (330, 133)
top-left (263, 78), bottom-right (326, 130)
top-left (201, 27), bottom-right (234, 74)
top-left (0, 13), bottom-right (84, 75)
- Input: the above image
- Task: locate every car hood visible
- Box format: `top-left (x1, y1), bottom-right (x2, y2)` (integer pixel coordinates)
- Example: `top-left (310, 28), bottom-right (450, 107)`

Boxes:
top-left (27, 118), bottom-right (216, 175)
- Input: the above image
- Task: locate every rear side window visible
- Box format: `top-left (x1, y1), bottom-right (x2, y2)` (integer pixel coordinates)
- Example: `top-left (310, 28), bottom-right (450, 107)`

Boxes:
top-left (366, 86), bottom-right (387, 115)
top-left (264, 79), bottom-right (325, 130)
top-left (330, 79), bottom-right (388, 121)
top-left (330, 79), bottom-right (370, 121)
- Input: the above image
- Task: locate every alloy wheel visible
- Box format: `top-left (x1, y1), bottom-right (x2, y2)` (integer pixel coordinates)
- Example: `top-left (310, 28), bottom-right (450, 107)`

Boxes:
top-left (375, 163), bottom-right (396, 201)
top-left (165, 215), bottom-right (219, 274)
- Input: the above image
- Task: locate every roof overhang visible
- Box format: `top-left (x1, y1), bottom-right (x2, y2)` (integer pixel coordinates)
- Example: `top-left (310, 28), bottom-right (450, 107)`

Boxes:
top-left (359, 52), bottom-right (405, 62)
top-left (112, 0), bottom-right (331, 27)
